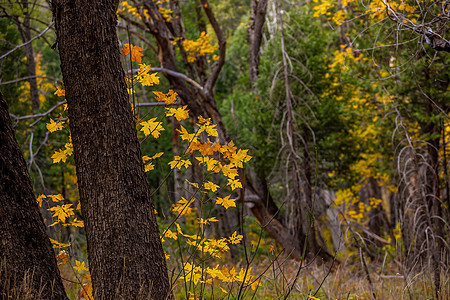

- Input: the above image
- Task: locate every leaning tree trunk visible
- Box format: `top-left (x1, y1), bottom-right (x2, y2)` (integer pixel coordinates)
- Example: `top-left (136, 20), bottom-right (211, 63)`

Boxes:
top-left (0, 93), bottom-right (67, 299)
top-left (52, 1), bottom-right (172, 298)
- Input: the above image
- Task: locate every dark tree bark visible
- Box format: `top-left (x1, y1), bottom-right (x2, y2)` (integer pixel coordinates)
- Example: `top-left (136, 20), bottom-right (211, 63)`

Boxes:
top-left (248, 0), bottom-right (267, 91)
top-left (0, 93), bottom-right (67, 299)
top-left (52, 0), bottom-right (172, 298)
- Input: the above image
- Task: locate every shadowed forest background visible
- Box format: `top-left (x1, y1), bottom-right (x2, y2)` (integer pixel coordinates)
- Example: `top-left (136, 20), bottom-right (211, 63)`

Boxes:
top-left (0, 0), bottom-right (449, 299)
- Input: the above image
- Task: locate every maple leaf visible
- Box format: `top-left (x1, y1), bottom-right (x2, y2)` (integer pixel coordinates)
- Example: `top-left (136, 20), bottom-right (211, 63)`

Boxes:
top-left (169, 156), bottom-right (191, 170)
top-left (172, 197), bottom-right (195, 216)
top-left (56, 250), bottom-right (69, 265)
top-left (228, 231), bottom-right (243, 244)
top-left (186, 179), bottom-right (199, 188)
top-left (165, 105), bottom-right (189, 121)
top-left (221, 164), bottom-right (238, 179)
top-left (144, 162), bottom-right (155, 172)
top-left (220, 141), bottom-right (237, 159)
top-left (122, 43), bottom-right (144, 63)
top-left (150, 152), bottom-right (164, 159)
top-left (196, 156), bottom-right (220, 172)
top-left (50, 238), bottom-right (71, 249)
top-left (36, 194), bottom-right (46, 207)
top-left (54, 86), bottom-right (65, 97)
top-left (140, 118), bottom-right (165, 138)
top-left (230, 149), bottom-right (252, 168)
top-left (71, 218), bottom-right (84, 227)
top-left (48, 204), bottom-right (74, 223)
top-left (48, 194), bottom-right (64, 202)
top-left (46, 118), bottom-right (64, 132)
top-left (165, 229), bottom-right (178, 240)
top-left (198, 123), bottom-right (218, 137)
top-left (193, 141), bottom-right (215, 156)
top-left (198, 115), bottom-right (212, 125)
top-left (204, 181), bottom-right (219, 192)
top-left (51, 149), bottom-right (68, 163)
top-left (177, 125), bottom-right (198, 143)
top-left (216, 195), bottom-right (236, 209)
top-left (140, 73), bottom-right (160, 86)
top-left (153, 89), bottom-right (177, 105)
top-left (227, 178), bottom-right (243, 190)
top-left (198, 217), bottom-right (218, 225)
top-left (64, 142), bottom-right (73, 156)
top-left (74, 260), bottom-right (89, 272)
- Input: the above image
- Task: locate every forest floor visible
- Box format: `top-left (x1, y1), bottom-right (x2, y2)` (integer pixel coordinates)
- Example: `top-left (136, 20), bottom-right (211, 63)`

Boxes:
top-left (246, 256), bottom-right (450, 300)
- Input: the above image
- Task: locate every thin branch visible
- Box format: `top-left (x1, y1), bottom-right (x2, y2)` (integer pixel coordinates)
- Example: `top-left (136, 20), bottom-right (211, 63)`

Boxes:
top-left (9, 100), bottom-right (65, 125)
top-left (117, 23), bottom-right (158, 53)
top-left (0, 75), bottom-right (61, 86)
top-left (128, 67), bottom-right (204, 93)
top-left (0, 21), bottom-right (54, 60)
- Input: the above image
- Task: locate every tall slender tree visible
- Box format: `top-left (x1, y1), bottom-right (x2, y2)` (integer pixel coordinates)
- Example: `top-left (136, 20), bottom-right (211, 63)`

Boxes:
top-left (0, 92), bottom-right (68, 299)
top-left (52, 0), bottom-right (172, 298)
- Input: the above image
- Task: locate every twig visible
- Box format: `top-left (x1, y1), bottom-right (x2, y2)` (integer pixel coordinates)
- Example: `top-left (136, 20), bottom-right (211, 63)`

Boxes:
top-left (0, 22), bottom-right (54, 60)
top-left (0, 75), bottom-right (61, 86)
top-left (9, 100), bottom-right (66, 125)
top-left (360, 247), bottom-right (376, 299)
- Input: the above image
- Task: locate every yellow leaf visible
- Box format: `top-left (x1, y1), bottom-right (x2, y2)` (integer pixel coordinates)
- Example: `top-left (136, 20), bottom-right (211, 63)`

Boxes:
top-left (144, 162), bottom-right (154, 172)
top-left (122, 43), bottom-right (144, 63)
top-left (51, 149), bottom-right (68, 163)
top-left (54, 87), bottom-right (65, 97)
top-left (216, 195), bottom-right (236, 209)
top-left (196, 156), bottom-right (220, 172)
top-left (36, 194), bottom-right (46, 207)
top-left (165, 105), bottom-right (189, 121)
top-left (151, 152), bottom-right (164, 159)
top-left (198, 123), bottom-right (218, 137)
top-left (140, 118), bottom-right (165, 138)
top-left (204, 181), bottom-right (219, 192)
top-left (48, 204), bottom-right (74, 223)
top-left (74, 260), bottom-right (89, 272)
top-left (168, 156), bottom-right (191, 170)
top-left (172, 197), bottom-right (194, 216)
top-left (186, 179), bottom-right (199, 188)
top-left (64, 142), bottom-right (73, 155)
top-left (228, 231), bottom-right (243, 244)
top-left (50, 238), bottom-right (71, 249)
top-left (71, 218), bottom-right (84, 227)
top-left (221, 164), bottom-right (238, 179)
top-left (46, 118), bottom-right (64, 133)
top-left (227, 178), bottom-right (243, 190)
top-left (153, 89), bottom-right (177, 105)
top-left (48, 194), bottom-right (64, 202)
top-left (177, 125), bottom-right (198, 143)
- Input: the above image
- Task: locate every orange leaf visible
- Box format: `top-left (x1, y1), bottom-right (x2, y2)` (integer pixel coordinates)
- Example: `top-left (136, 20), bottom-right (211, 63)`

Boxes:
top-left (122, 43), bottom-right (144, 63)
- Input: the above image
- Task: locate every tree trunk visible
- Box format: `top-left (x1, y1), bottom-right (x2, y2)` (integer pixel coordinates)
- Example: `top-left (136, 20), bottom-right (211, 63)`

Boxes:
top-left (248, 0), bottom-right (267, 91)
top-left (0, 92), bottom-right (67, 299)
top-left (52, 1), bottom-right (172, 298)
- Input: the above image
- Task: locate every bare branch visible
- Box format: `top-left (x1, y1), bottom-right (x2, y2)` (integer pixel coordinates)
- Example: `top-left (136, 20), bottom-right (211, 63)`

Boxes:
top-left (0, 75), bottom-right (61, 86)
top-left (0, 22), bottom-right (54, 60)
